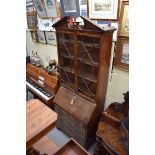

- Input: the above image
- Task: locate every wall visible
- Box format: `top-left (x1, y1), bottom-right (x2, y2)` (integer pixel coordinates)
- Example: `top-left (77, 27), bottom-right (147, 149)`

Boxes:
top-left (26, 30), bottom-right (58, 67)
top-left (105, 67), bottom-right (129, 109)
top-left (26, 31), bottom-right (129, 110)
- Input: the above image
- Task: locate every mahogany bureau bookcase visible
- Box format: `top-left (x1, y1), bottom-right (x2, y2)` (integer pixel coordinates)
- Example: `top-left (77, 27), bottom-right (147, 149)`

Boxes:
top-left (53, 16), bottom-right (116, 148)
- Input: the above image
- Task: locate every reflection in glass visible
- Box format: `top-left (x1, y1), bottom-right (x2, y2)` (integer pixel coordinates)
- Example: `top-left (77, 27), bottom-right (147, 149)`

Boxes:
top-left (121, 43), bottom-right (129, 64)
top-left (64, 0), bottom-right (76, 12)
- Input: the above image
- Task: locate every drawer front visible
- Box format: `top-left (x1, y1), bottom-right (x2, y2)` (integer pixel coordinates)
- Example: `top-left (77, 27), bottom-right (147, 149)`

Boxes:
top-left (56, 117), bottom-right (85, 147)
top-left (55, 106), bottom-right (86, 139)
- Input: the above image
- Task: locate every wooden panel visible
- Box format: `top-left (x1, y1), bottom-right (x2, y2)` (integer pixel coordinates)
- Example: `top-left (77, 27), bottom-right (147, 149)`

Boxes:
top-left (33, 136), bottom-right (58, 155)
top-left (54, 138), bottom-right (90, 155)
top-left (26, 99), bottom-right (57, 149)
top-left (54, 86), bottom-right (96, 124)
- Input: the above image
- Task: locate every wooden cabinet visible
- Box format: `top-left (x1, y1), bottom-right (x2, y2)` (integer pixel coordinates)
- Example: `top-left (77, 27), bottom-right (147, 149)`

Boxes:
top-left (53, 16), bottom-right (116, 148)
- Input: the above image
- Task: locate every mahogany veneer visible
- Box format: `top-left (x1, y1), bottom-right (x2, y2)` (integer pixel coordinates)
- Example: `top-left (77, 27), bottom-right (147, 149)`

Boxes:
top-left (94, 92), bottom-right (129, 155)
top-left (53, 16), bottom-right (116, 148)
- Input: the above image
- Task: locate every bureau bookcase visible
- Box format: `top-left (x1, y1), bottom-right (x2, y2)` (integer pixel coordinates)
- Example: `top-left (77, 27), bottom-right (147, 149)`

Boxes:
top-left (53, 16), bottom-right (115, 148)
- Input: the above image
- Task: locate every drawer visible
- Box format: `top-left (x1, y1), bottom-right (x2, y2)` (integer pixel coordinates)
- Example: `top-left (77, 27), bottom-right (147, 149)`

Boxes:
top-left (55, 105), bottom-right (85, 134)
top-left (57, 120), bottom-right (85, 140)
top-left (74, 135), bottom-right (85, 147)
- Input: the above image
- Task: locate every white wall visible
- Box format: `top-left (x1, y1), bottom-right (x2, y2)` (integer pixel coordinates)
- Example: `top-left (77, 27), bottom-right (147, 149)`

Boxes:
top-left (26, 30), bottom-right (58, 67)
top-left (26, 31), bottom-right (129, 110)
top-left (105, 67), bottom-right (129, 109)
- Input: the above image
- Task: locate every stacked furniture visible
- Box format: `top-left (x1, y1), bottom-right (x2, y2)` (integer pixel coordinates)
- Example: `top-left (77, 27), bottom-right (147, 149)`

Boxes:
top-left (94, 92), bottom-right (129, 155)
top-left (53, 16), bottom-right (116, 148)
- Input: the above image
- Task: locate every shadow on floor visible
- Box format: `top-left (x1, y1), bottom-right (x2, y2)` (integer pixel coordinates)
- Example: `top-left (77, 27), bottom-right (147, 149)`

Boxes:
top-left (47, 127), bottom-right (96, 155)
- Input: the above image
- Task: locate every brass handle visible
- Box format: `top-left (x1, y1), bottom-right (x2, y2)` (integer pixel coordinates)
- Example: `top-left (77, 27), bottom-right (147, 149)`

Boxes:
top-left (71, 96), bottom-right (76, 105)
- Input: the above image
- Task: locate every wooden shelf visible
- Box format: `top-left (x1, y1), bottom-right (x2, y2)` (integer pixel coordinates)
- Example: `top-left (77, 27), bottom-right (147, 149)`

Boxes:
top-left (78, 87), bottom-right (96, 98)
top-left (78, 72), bottom-right (97, 83)
top-left (77, 41), bottom-right (100, 48)
top-left (60, 53), bottom-right (74, 60)
top-left (78, 58), bottom-right (99, 67)
top-left (62, 66), bottom-right (75, 74)
top-left (59, 39), bottom-right (74, 44)
top-left (61, 80), bottom-right (75, 89)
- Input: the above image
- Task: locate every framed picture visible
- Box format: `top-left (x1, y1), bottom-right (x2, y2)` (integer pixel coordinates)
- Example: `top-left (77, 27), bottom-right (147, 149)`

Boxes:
top-left (88, 0), bottom-right (120, 20)
top-left (33, 0), bottom-right (47, 18)
top-left (118, 1), bottom-right (129, 37)
top-left (60, 0), bottom-right (80, 17)
top-left (80, 0), bottom-right (87, 16)
top-left (26, 11), bottom-right (38, 29)
top-left (38, 18), bottom-right (53, 31)
top-left (37, 30), bottom-right (47, 44)
top-left (26, 0), bottom-right (34, 12)
top-left (115, 36), bottom-right (129, 71)
top-left (30, 30), bottom-right (39, 42)
top-left (45, 31), bottom-right (57, 45)
top-left (44, 0), bottom-right (59, 18)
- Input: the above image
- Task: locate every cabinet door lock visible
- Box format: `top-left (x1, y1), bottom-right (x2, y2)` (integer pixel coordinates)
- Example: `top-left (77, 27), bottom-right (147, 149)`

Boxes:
top-left (71, 96), bottom-right (76, 105)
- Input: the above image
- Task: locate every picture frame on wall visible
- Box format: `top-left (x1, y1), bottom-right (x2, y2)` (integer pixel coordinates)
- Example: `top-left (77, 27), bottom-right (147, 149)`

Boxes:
top-left (26, 11), bottom-right (38, 29)
top-left (118, 0), bottom-right (129, 37)
top-left (33, 0), bottom-right (46, 18)
top-left (115, 36), bottom-right (129, 71)
top-left (60, 0), bottom-right (80, 17)
top-left (37, 30), bottom-right (47, 44)
top-left (26, 0), bottom-right (34, 12)
top-left (88, 0), bottom-right (120, 20)
top-left (45, 31), bottom-right (57, 45)
top-left (30, 30), bottom-right (39, 42)
top-left (44, 0), bottom-right (59, 18)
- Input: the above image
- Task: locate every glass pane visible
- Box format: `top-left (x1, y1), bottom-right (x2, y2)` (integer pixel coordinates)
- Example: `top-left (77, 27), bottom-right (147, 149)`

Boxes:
top-left (121, 43), bottom-right (129, 64)
top-left (57, 33), bottom-right (75, 88)
top-left (77, 35), bottom-right (100, 99)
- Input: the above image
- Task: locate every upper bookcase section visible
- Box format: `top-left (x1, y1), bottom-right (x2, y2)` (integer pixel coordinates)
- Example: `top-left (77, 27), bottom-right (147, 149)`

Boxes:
top-left (52, 16), bottom-right (116, 33)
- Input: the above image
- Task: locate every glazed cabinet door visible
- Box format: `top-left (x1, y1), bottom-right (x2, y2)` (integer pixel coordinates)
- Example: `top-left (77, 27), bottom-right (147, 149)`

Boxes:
top-left (76, 34), bottom-right (101, 100)
top-left (57, 32), bottom-right (75, 89)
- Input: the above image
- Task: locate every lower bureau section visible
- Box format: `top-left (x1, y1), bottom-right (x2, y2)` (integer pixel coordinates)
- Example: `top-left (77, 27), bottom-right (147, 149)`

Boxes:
top-left (55, 105), bottom-right (96, 149)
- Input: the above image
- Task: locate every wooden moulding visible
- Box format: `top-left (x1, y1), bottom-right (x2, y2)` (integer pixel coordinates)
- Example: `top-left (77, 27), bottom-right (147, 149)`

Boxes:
top-left (54, 138), bottom-right (90, 155)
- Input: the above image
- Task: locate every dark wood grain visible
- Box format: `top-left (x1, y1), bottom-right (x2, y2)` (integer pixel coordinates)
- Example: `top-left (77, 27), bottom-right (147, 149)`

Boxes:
top-left (53, 16), bottom-right (115, 148)
top-left (94, 92), bottom-right (129, 155)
